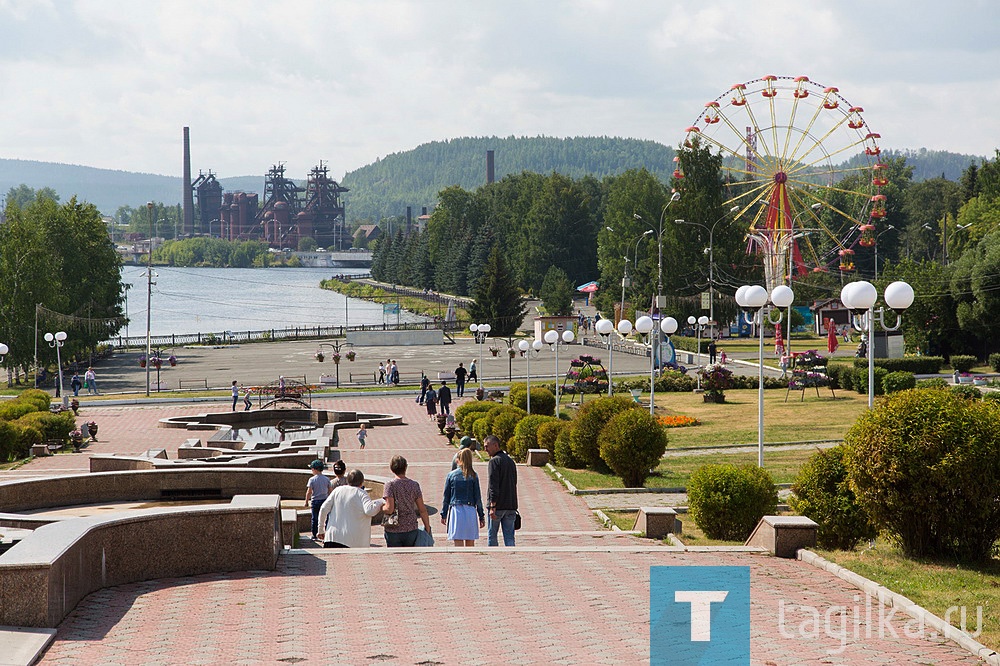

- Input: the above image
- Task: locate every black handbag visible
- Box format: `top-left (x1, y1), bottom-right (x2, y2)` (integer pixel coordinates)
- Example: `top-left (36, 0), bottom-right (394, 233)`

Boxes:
top-left (514, 511), bottom-right (522, 531)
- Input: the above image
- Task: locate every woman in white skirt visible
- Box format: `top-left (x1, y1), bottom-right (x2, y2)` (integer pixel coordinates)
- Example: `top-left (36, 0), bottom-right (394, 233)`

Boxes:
top-left (441, 448), bottom-right (485, 546)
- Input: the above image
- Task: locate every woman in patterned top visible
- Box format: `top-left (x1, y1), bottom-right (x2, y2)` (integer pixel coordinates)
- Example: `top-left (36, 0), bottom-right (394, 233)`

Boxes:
top-left (382, 455), bottom-right (433, 547)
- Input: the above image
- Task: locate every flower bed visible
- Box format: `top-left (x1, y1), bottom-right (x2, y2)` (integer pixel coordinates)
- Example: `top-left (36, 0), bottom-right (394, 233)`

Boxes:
top-left (658, 415), bottom-right (700, 428)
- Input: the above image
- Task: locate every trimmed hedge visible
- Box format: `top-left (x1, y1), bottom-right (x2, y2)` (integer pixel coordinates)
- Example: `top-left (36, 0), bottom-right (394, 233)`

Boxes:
top-left (508, 385), bottom-right (556, 416)
top-left (846, 388), bottom-right (1000, 562)
top-left (598, 409), bottom-right (668, 487)
top-left (789, 445), bottom-right (876, 550)
top-left (688, 463), bottom-right (778, 541)
top-left (916, 377), bottom-right (949, 389)
top-left (882, 371), bottom-right (916, 394)
top-left (950, 384), bottom-right (982, 401)
top-left (989, 353), bottom-right (1000, 372)
top-left (537, 420), bottom-right (568, 455)
top-left (852, 356), bottom-right (943, 374)
top-left (569, 395), bottom-right (638, 472)
top-left (554, 422), bottom-right (584, 468)
top-left (510, 415), bottom-right (558, 461)
top-left (455, 401), bottom-right (495, 433)
top-left (949, 355), bottom-right (978, 373)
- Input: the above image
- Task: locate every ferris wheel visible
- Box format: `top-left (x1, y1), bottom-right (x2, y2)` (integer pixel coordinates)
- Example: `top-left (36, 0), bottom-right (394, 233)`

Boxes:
top-left (679, 75), bottom-right (887, 291)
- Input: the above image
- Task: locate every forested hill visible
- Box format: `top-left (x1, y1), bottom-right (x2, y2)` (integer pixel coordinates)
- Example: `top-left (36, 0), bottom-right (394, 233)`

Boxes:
top-left (0, 140), bottom-right (988, 218)
top-left (339, 136), bottom-right (678, 223)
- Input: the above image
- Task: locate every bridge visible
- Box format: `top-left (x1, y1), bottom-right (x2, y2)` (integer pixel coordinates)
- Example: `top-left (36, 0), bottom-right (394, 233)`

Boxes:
top-left (295, 250), bottom-right (372, 268)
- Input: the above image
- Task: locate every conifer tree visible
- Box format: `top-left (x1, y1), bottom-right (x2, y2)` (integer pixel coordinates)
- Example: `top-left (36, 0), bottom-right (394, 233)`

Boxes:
top-left (468, 244), bottom-right (526, 338)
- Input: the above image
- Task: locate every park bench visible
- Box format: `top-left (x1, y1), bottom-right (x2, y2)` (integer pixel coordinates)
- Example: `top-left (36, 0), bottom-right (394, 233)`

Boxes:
top-left (178, 378), bottom-right (209, 390)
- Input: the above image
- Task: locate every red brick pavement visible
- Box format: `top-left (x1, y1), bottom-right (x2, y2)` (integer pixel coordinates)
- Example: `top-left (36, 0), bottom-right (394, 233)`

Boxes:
top-left (15, 395), bottom-right (988, 664)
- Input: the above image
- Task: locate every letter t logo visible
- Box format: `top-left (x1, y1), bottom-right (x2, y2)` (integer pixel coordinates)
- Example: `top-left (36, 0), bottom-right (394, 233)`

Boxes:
top-left (674, 590), bottom-right (730, 641)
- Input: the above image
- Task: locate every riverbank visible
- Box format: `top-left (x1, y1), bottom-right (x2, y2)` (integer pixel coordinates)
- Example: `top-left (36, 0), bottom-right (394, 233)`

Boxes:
top-left (319, 276), bottom-right (471, 321)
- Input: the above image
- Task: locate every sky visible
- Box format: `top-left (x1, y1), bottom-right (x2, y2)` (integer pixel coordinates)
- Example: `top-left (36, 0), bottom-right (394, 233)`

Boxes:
top-left (0, 0), bottom-right (997, 180)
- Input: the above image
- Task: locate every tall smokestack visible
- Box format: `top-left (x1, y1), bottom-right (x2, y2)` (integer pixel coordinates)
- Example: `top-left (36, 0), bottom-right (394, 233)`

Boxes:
top-left (182, 127), bottom-right (195, 237)
top-left (486, 149), bottom-right (495, 184)
top-left (406, 206), bottom-right (412, 233)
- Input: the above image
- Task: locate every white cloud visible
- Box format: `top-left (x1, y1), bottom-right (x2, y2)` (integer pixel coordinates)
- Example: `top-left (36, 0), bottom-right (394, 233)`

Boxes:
top-left (0, 0), bottom-right (997, 180)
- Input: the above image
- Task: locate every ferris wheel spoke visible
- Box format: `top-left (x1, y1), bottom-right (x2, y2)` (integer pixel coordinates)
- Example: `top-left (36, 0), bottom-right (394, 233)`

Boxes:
top-left (698, 130), bottom-right (771, 176)
top-left (712, 107), bottom-right (773, 174)
top-left (785, 102), bottom-right (829, 171)
top-left (785, 113), bottom-right (856, 170)
top-left (780, 95), bottom-right (808, 166)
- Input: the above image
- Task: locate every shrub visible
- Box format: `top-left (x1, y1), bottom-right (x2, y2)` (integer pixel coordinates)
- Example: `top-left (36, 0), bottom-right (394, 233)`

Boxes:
top-left (17, 389), bottom-right (52, 412)
top-left (990, 353), bottom-right (1000, 373)
top-left (852, 356), bottom-right (944, 374)
top-left (0, 400), bottom-right (41, 422)
top-left (854, 367), bottom-right (887, 396)
top-left (0, 421), bottom-right (40, 462)
top-left (845, 388), bottom-right (1000, 562)
top-left (881, 371), bottom-right (916, 394)
top-left (511, 415), bottom-right (557, 461)
top-left (554, 423), bottom-right (584, 468)
top-left (984, 392), bottom-right (1000, 404)
top-left (455, 401), bottom-right (494, 432)
top-left (825, 364), bottom-right (851, 391)
top-left (687, 464), bottom-right (778, 541)
top-left (598, 410), bottom-right (668, 487)
top-left (949, 355), bottom-right (978, 373)
top-left (917, 377), bottom-right (949, 389)
top-left (471, 416), bottom-right (492, 443)
top-left (789, 446), bottom-right (876, 550)
top-left (569, 395), bottom-right (638, 471)
top-left (508, 386), bottom-right (556, 416)
top-left (537, 420), bottom-right (568, 454)
top-left (14, 410), bottom-right (74, 442)
top-left (490, 407), bottom-right (527, 446)
top-left (950, 384), bottom-right (982, 401)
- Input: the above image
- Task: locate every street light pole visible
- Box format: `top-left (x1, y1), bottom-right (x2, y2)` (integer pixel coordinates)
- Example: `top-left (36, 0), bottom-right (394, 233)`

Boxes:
top-left (146, 201), bottom-right (154, 397)
top-left (518, 339), bottom-right (543, 413)
top-left (544, 329), bottom-right (575, 415)
top-left (595, 319), bottom-right (615, 396)
top-left (44, 331), bottom-right (68, 409)
top-left (635, 192), bottom-right (681, 375)
top-left (873, 225), bottom-right (895, 280)
top-left (675, 206), bottom-right (739, 334)
top-left (470, 323), bottom-right (491, 391)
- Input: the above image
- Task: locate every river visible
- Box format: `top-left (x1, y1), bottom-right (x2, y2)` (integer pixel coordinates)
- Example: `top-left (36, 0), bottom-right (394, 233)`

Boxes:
top-left (119, 266), bottom-right (427, 339)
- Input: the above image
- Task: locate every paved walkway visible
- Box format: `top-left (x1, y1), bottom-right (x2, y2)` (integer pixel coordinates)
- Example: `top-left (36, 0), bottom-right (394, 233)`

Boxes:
top-left (5, 396), bottom-right (987, 664)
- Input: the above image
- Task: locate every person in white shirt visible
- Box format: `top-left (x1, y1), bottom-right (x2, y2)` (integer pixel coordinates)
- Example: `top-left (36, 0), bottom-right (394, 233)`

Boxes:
top-left (317, 469), bottom-right (385, 548)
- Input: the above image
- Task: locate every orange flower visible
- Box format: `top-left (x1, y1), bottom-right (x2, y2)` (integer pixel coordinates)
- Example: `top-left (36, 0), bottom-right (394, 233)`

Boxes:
top-left (657, 415), bottom-right (700, 428)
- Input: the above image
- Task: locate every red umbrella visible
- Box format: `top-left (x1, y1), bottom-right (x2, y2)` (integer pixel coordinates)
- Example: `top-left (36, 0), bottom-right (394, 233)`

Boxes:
top-left (773, 323), bottom-right (785, 356)
top-left (827, 318), bottom-right (839, 354)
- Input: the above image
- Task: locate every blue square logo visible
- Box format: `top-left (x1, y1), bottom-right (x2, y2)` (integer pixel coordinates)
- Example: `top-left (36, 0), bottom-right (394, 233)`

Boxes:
top-left (650, 566), bottom-right (750, 665)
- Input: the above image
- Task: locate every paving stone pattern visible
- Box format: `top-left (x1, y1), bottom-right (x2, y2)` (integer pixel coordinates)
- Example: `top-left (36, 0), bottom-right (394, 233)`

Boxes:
top-left (23, 396), bottom-right (986, 665)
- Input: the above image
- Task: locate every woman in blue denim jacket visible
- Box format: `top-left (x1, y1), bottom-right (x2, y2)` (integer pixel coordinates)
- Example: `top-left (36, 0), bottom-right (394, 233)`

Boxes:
top-left (441, 448), bottom-right (485, 546)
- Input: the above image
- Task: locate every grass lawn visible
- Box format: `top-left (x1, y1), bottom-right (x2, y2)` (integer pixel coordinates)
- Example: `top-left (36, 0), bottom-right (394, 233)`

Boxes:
top-left (675, 517), bottom-right (747, 547)
top-left (818, 540), bottom-right (1000, 652)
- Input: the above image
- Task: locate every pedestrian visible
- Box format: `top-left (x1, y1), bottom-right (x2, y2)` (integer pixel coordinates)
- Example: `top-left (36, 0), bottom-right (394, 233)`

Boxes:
top-left (425, 385), bottom-right (438, 418)
top-left (278, 375), bottom-right (286, 396)
top-left (304, 459), bottom-right (334, 541)
top-left (484, 434), bottom-right (518, 547)
top-left (231, 380), bottom-right (240, 411)
top-left (70, 373), bottom-right (82, 397)
top-left (842, 325), bottom-right (851, 343)
top-left (418, 374), bottom-right (430, 404)
top-left (441, 448), bottom-right (485, 547)
top-left (707, 340), bottom-right (717, 365)
top-left (438, 380), bottom-right (452, 415)
top-left (719, 349), bottom-right (728, 365)
top-left (331, 460), bottom-right (348, 488)
top-left (357, 423), bottom-right (368, 449)
top-left (382, 455), bottom-right (433, 547)
top-left (468, 358), bottom-right (478, 383)
top-left (318, 469), bottom-right (385, 548)
top-left (452, 435), bottom-right (476, 470)
top-left (389, 360), bottom-right (399, 385)
top-left (84, 367), bottom-right (99, 395)
top-left (779, 354), bottom-right (790, 379)
top-left (377, 362), bottom-right (386, 385)
top-left (454, 362), bottom-right (468, 398)
top-left (243, 386), bottom-right (253, 411)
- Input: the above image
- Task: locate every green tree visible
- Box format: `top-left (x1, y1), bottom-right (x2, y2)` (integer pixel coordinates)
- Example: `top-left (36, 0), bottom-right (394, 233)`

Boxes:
top-left (468, 245), bottom-right (526, 337)
top-left (298, 236), bottom-right (318, 252)
top-left (539, 266), bottom-right (573, 316)
top-left (5, 184), bottom-right (59, 208)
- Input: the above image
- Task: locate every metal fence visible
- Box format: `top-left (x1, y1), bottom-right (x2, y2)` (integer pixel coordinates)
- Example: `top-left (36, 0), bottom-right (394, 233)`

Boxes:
top-left (109, 320), bottom-right (467, 351)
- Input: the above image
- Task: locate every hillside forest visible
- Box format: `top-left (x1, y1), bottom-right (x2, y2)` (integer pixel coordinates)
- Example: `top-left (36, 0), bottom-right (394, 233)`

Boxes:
top-left (371, 147), bottom-right (1000, 360)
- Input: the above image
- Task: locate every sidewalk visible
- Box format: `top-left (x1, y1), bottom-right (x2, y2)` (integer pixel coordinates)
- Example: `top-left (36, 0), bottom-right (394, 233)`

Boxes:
top-left (13, 396), bottom-right (987, 664)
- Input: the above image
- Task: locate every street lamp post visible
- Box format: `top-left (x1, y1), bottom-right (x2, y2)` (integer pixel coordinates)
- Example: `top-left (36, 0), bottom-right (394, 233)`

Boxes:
top-left (44, 331), bottom-right (68, 409)
top-left (687, 315), bottom-right (709, 390)
top-left (675, 206), bottom-right (739, 334)
top-left (840, 280), bottom-right (915, 408)
top-left (469, 323), bottom-right (491, 391)
top-left (595, 318), bottom-right (616, 396)
top-left (735, 284), bottom-right (795, 468)
top-left (635, 192), bottom-right (681, 374)
top-left (544, 329), bottom-right (575, 414)
top-left (518, 339), bottom-right (543, 413)
top-left (0, 343), bottom-right (8, 387)
top-left (873, 225), bottom-right (895, 280)
top-left (619, 230), bottom-right (653, 322)
top-left (145, 202), bottom-right (155, 397)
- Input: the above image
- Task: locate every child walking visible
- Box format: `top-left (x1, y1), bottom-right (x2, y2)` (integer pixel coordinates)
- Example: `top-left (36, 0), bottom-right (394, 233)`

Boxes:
top-left (357, 423), bottom-right (368, 449)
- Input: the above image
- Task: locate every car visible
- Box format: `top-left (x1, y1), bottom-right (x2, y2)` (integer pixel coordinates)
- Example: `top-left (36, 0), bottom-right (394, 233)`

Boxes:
top-left (281, 248), bottom-right (293, 253)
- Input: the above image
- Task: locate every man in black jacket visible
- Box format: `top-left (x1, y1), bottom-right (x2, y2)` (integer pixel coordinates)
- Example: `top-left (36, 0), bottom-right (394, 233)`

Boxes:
top-left (438, 380), bottom-right (453, 414)
top-left (485, 434), bottom-right (518, 546)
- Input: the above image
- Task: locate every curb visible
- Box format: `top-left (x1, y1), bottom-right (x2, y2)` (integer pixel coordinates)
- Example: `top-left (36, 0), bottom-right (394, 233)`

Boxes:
top-left (798, 549), bottom-right (1000, 665)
